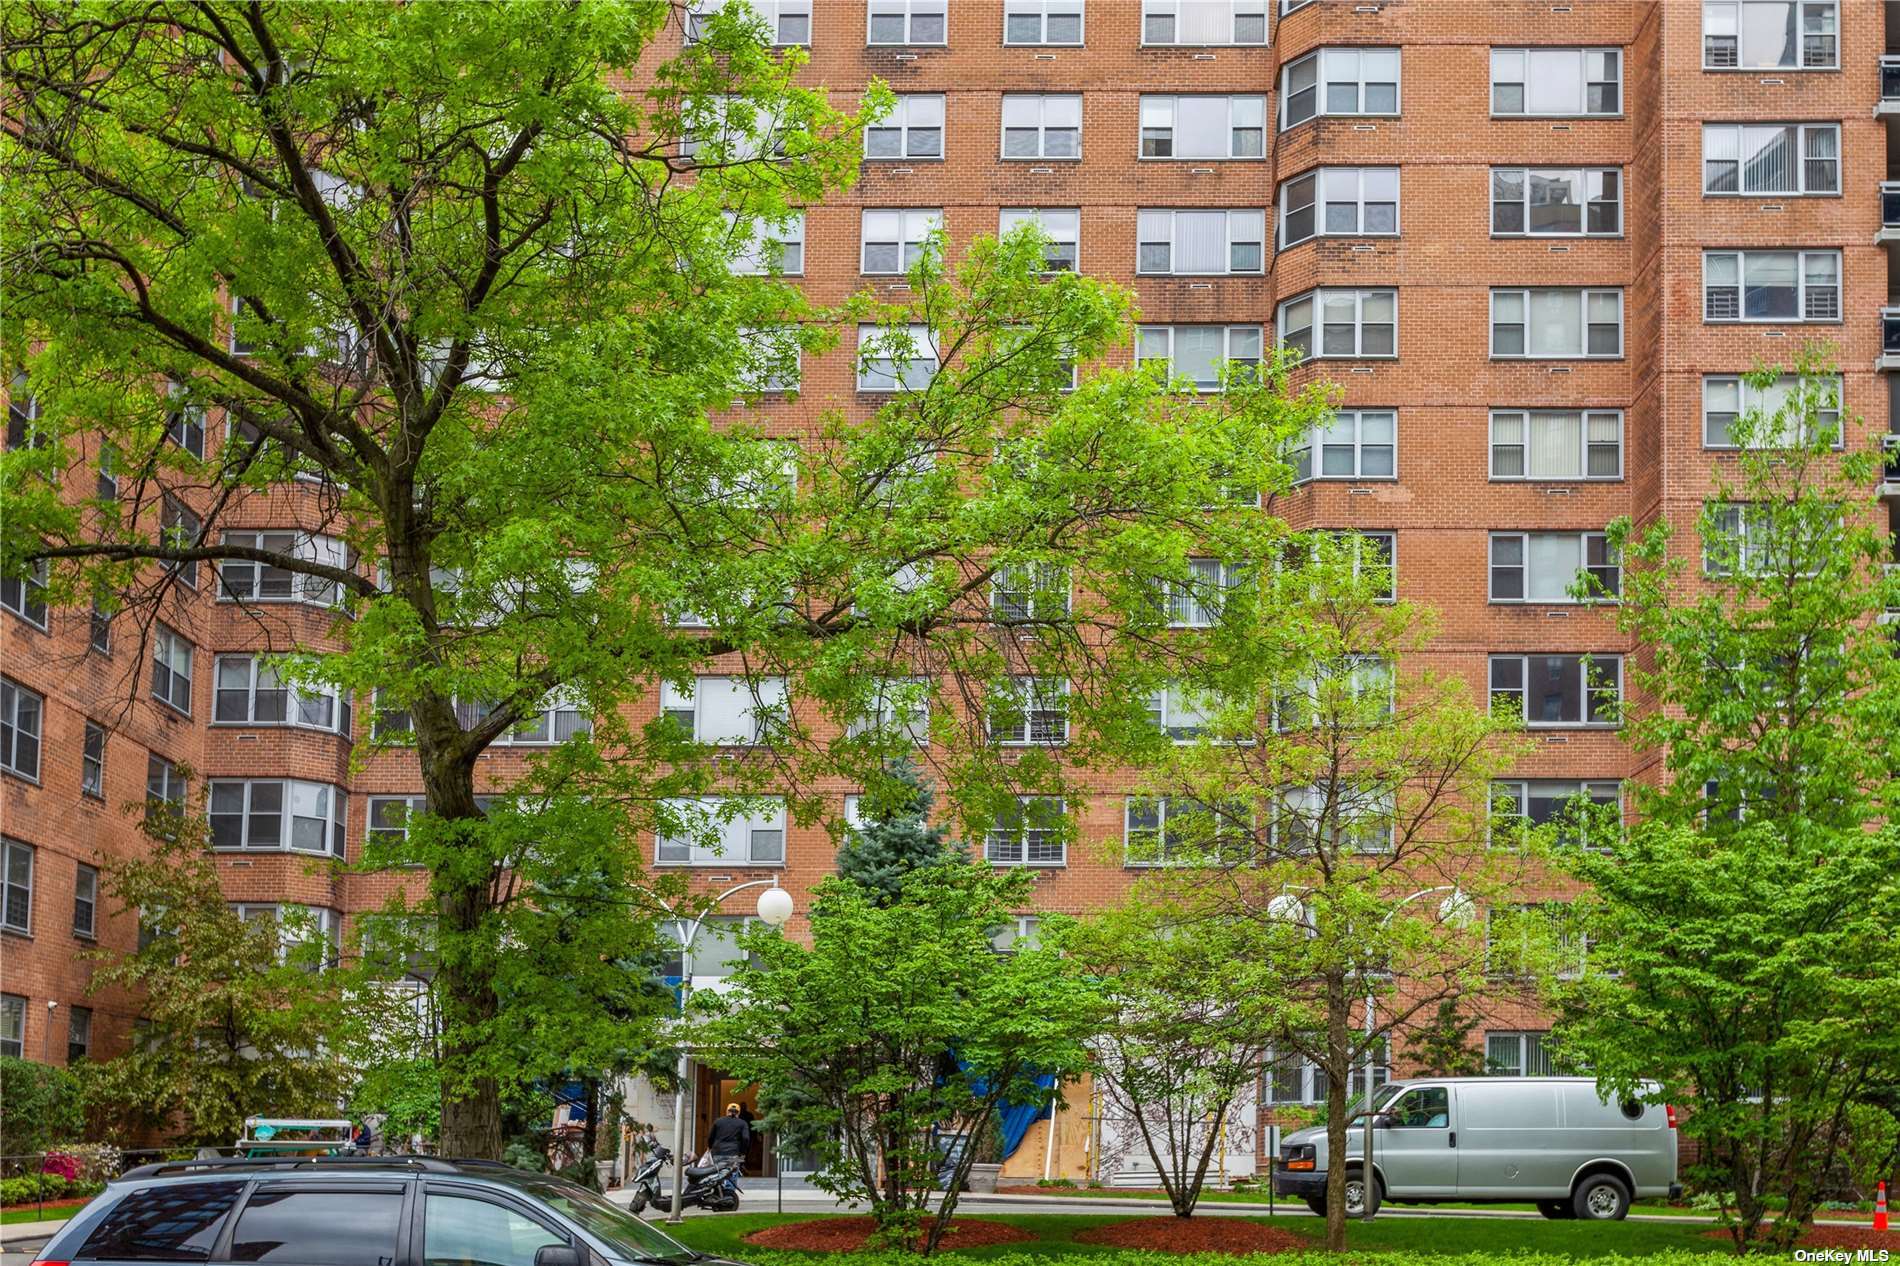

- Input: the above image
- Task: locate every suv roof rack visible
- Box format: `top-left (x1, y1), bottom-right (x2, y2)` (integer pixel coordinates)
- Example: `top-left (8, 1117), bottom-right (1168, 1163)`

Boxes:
top-left (120, 1155), bottom-right (464, 1181)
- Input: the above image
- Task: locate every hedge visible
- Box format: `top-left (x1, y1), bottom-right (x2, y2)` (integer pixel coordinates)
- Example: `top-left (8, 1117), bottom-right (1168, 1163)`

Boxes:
top-left (730, 1255), bottom-right (1724, 1266)
top-left (0, 1173), bottom-right (106, 1207)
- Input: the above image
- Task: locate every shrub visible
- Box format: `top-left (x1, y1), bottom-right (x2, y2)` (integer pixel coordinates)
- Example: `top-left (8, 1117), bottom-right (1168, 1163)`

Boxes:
top-left (40, 1154), bottom-right (79, 1182)
top-left (0, 1056), bottom-right (85, 1158)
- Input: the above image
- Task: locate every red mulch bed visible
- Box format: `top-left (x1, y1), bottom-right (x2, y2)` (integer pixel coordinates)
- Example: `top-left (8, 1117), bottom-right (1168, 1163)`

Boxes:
top-left (744, 1217), bottom-right (1038, 1253)
top-left (1074, 1215), bottom-right (1308, 1254)
top-left (2, 1197), bottom-right (93, 1214)
top-left (1702, 1225), bottom-right (1896, 1252)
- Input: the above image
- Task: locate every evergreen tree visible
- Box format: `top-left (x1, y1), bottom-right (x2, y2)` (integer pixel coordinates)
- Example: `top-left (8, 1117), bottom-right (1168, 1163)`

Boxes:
top-left (836, 759), bottom-right (965, 905)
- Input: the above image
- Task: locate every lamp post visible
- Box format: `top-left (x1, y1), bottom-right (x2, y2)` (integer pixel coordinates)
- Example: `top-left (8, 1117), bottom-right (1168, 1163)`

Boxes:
top-left (1358, 885), bottom-right (1471, 1219)
top-left (661, 879), bottom-right (794, 1224)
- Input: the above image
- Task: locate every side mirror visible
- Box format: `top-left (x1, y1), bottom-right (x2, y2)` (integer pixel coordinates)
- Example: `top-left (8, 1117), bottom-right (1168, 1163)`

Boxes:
top-left (1372, 1113), bottom-right (1396, 1130)
top-left (535, 1245), bottom-right (583, 1266)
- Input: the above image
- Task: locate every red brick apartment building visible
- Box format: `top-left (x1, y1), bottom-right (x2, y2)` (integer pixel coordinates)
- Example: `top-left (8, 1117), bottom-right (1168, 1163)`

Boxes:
top-left (5, 0), bottom-right (1900, 1171)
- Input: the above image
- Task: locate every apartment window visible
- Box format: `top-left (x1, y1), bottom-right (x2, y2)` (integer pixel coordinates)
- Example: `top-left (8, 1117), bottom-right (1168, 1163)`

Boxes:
top-left (1490, 533), bottom-right (1620, 603)
top-left (847, 677), bottom-right (931, 746)
top-left (0, 996), bottom-right (22, 1058)
top-left (81, 722), bottom-right (106, 799)
top-left (367, 796), bottom-right (428, 843)
top-left (1703, 374), bottom-right (1841, 448)
top-left (992, 562), bottom-right (1070, 622)
top-left (1291, 410), bottom-right (1396, 481)
top-left (1, 839), bottom-right (32, 933)
top-left (1703, 1), bottom-right (1836, 69)
top-left (0, 559), bottom-right (48, 629)
top-left (89, 600), bottom-right (111, 654)
top-left (690, 0), bottom-right (812, 46)
top-left (229, 295), bottom-right (257, 357)
top-left (866, 94), bottom-right (944, 159)
top-left (860, 209), bottom-right (942, 274)
top-left (1486, 1030), bottom-right (1555, 1076)
top-left (1141, 0), bottom-right (1265, 46)
top-left (988, 915), bottom-right (1042, 953)
top-left (1137, 209), bottom-right (1264, 275)
top-left (73, 864), bottom-right (98, 938)
top-left (1490, 410), bottom-right (1622, 480)
top-left (146, 754), bottom-right (186, 809)
top-left (1489, 903), bottom-right (1591, 979)
top-left (1703, 124), bottom-right (1839, 195)
top-left (736, 326), bottom-right (801, 394)
top-left (1158, 558), bottom-right (1246, 627)
top-left (213, 655), bottom-right (352, 735)
top-left (208, 779), bottom-right (348, 856)
top-left (656, 797), bottom-right (786, 865)
top-left (1278, 656), bottom-right (1392, 731)
top-left (457, 694), bottom-right (591, 746)
top-left (1278, 290), bottom-right (1397, 360)
top-left (1320, 530), bottom-right (1397, 602)
top-left (1278, 785), bottom-right (1394, 854)
top-left (1278, 167), bottom-right (1398, 246)
top-left (1001, 94), bottom-right (1081, 159)
top-left (1705, 504), bottom-right (1791, 576)
top-left (1138, 95), bottom-right (1266, 160)
top-left (218, 531), bottom-right (352, 606)
top-left (1489, 654), bottom-right (1621, 728)
top-left (867, 0), bottom-right (945, 45)
top-left (150, 624), bottom-right (193, 714)
top-left (1492, 780), bottom-right (1622, 849)
top-left (1703, 250), bottom-right (1839, 322)
top-left (682, 95), bottom-right (792, 163)
top-left (1491, 168), bottom-right (1621, 236)
top-left (6, 381), bottom-right (41, 450)
top-left (1280, 49), bottom-right (1400, 128)
top-left (660, 676), bottom-right (788, 745)
top-left (1005, 0), bottom-right (1083, 45)
top-left (985, 796), bottom-right (1066, 866)
top-left (1269, 1041), bottom-right (1390, 1104)
top-left (988, 676), bottom-right (1070, 745)
top-left (158, 496), bottom-right (201, 588)
top-left (1136, 325), bottom-right (1262, 390)
top-left (1145, 683), bottom-right (1214, 742)
top-left (1, 678), bottom-right (44, 781)
top-left (97, 443), bottom-right (119, 501)
top-left (857, 323), bottom-right (940, 391)
top-left (998, 208), bottom-right (1079, 272)
top-left (1490, 289), bottom-right (1622, 358)
top-left (1490, 48), bottom-right (1620, 116)
top-left (728, 211), bottom-right (805, 275)
top-left (164, 384), bottom-right (205, 458)
top-left (1125, 796), bottom-right (1241, 866)
top-left (233, 903), bottom-right (342, 970)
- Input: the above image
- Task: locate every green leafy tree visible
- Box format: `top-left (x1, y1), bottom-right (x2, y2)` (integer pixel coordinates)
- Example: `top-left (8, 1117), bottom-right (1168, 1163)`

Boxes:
top-left (0, 1057), bottom-right (85, 1158)
top-left (1402, 999), bottom-right (1486, 1078)
top-left (698, 865), bottom-right (1104, 1253)
top-left (836, 758), bottom-right (965, 905)
top-left (1063, 894), bottom-right (1282, 1218)
top-left (1552, 355), bottom-right (1900, 1254)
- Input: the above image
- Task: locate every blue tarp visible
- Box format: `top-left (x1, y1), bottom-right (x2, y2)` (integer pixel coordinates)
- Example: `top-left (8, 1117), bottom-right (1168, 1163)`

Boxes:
top-left (996, 1072), bottom-right (1057, 1158)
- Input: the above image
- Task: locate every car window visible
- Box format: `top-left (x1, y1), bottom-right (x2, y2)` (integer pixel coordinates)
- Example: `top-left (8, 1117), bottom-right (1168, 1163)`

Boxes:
top-left (1389, 1086), bottom-right (1451, 1128)
top-left (78, 1182), bottom-right (248, 1261)
top-left (228, 1189), bottom-right (402, 1266)
top-left (423, 1193), bottom-right (563, 1266)
top-left (509, 1179), bottom-right (695, 1262)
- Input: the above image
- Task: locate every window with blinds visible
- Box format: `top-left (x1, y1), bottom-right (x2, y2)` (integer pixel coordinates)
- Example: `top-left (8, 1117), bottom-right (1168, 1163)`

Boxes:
top-left (1703, 123), bottom-right (1839, 195)
top-left (1489, 410), bottom-right (1622, 480)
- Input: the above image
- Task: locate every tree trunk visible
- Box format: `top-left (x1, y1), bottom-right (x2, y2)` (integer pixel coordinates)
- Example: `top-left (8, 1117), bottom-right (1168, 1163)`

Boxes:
top-left (1324, 975), bottom-right (1351, 1252)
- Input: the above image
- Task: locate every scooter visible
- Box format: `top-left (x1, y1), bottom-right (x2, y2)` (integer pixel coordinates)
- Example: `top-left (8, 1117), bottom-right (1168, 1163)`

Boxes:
top-left (625, 1143), bottom-right (742, 1214)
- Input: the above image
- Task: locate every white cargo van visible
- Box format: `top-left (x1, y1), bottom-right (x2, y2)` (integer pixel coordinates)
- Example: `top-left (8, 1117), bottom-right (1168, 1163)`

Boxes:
top-left (1271, 1076), bottom-right (1680, 1220)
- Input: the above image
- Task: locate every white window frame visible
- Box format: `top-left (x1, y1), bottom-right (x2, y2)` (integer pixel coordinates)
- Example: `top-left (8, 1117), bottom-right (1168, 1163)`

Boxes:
top-left (1136, 325), bottom-right (1263, 390)
top-left (736, 326), bottom-right (802, 394)
top-left (865, 94), bottom-right (945, 160)
top-left (988, 676), bottom-right (1070, 746)
top-left (998, 208), bottom-right (1080, 272)
top-left (1701, 124), bottom-right (1840, 196)
top-left (1702, 250), bottom-right (1840, 323)
top-left (146, 754), bottom-right (186, 808)
top-left (1490, 168), bottom-right (1622, 237)
top-left (1489, 289), bottom-right (1624, 359)
top-left (218, 531), bottom-right (352, 606)
top-left (985, 796), bottom-right (1067, 867)
top-left (989, 914), bottom-right (1043, 952)
top-left (212, 654), bottom-right (353, 735)
top-left (1004, 0), bottom-right (1084, 46)
top-left (151, 623), bottom-right (193, 715)
top-left (1, 838), bottom-right (32, 934)
top-left (81, 722), bottom-right (105, 799)
top-left (1277, 167), bottom-right (1400, 247)
top-left (1485, 1030), bottom-right (1556, 1076)
top-left (1702, 373), bottom-right (1842, 448)
top-left (656, 796), bottom-right (788, 866)
top-left (478, 693), bottom-right (592, 746)
top-left (689, 0), bottom-right (813, 47)
top-left (73, 862), bottom-right (98, 937)
top-left (857, 323), bottom-right (940, 392)
top-left (727, 211), bottom-right (805, 275)
top-left (367, 795), bottom-right (429, 843)
top-left (992, 561), bottom-right (1070, 622)
top-left (208, 778), bottom-right (349, 856)
top-left (1489, 47), bottom-right (1621, 117)
top-left (1291, 409), bottom-right (1397, 481)
top-left (1140, 1), bottom-right (1267, 47)
top-left (1319, 530), bottom-right (1397, 602)
top-left (867, 0), bottom-right (947, 46)
top-left (1001, 94), bottom-right (1082, 161)
top-left (1277, 289), bottom-right (1398, 360)
top-left (1159, 557), bottom-right (1246, 627)
top-left (1138, 95), bottom-right (1267, 161)
top-left (1277, 655), bottom-right (1393, 731)
top-left (1488, 532), bottom-right (1620, 604)
top-left (1702, 1), bottom-right (1837, 70)
top-left (1704, 504), bottom-right (1792, 576)
top-left (847, 676), bottom-right (931, 746)
top-left (1136, 208), bottom-right (1265, 276)
top-left (0, 994), bottom-right (23, 1058)
top-left (1490, 781), bottom-right (1622, 850)
top-left (860, 209), bottom-right (942, 275)
top-left (1279, 48), bottom-right (1401, 129)
top-left (0, 558), bottom-right (48, 630)
top-left (1489, 409), bottom-right (1623, 481)
top-left (1124, 796), bottom-right (1244, 867)
top-left (1145, 682), bottom-right (1215, 742)
top-left (1278, 784), bottom-right (1395, 854)
top-left (1, 678), bottom-right (43, 783)
top-left (164, 381), bottom-right (206, 457)
top-left (232, 903), bottom-right (342, 968)
top-left (660, 675), bottom-right (789, 746)
top-left (1488, 903), bottom-right (1592, 980)
top-left (1488, 654), bottom-right (1623, 729)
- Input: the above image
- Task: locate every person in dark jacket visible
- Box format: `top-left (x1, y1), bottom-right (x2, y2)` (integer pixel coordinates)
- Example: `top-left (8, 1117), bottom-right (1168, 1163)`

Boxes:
top-left (707, 1103), bottom-right (751, 1164)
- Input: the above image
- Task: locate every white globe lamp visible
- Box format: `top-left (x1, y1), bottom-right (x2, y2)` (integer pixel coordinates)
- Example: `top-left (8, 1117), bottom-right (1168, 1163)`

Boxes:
top-left (756, 885), bottom-right (795, 928)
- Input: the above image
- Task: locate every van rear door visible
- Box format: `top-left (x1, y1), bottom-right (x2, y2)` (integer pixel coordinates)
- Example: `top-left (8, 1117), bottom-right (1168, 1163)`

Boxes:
top-left (1452, 1081), bottom-right (1566, 1198)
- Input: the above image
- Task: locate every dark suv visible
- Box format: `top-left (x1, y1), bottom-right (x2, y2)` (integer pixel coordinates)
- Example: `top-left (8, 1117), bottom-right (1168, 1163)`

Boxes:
top-left (28, 1157), bottom-right (731, 1266)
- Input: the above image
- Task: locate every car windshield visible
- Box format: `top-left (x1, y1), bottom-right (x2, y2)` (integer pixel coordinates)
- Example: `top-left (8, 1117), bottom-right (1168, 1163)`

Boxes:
top-left (512, 1177), bottom-right (697, 1263)
top-left (1347, 1083), bottom-right (1407, 1121)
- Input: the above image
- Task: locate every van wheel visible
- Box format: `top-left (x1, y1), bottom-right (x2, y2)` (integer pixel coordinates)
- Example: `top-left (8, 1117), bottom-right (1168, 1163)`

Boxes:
top-left (1573, 1174), bottom-right (1631, 1221)
top-left (1304, 1197), bottom-right (1326, 1216)
top-left (1537, 1200), bottom-right (1575, 1220)
top-left (1343, 1169), bottom-right (1382, 1219)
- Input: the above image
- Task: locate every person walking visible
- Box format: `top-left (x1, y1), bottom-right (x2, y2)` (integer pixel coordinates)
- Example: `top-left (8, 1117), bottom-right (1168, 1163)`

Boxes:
top-left (706, 1102), bottom-right (751, 1169)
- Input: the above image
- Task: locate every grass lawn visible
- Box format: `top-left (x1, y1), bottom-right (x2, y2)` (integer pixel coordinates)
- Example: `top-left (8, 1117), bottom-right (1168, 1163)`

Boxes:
top-left (1003, 1190), bottom-right (1711, 1219)
top-left (1, 1203), bottom-right (83, 1226)
top-left (659, 1212), bottom-right (1729, 1260)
